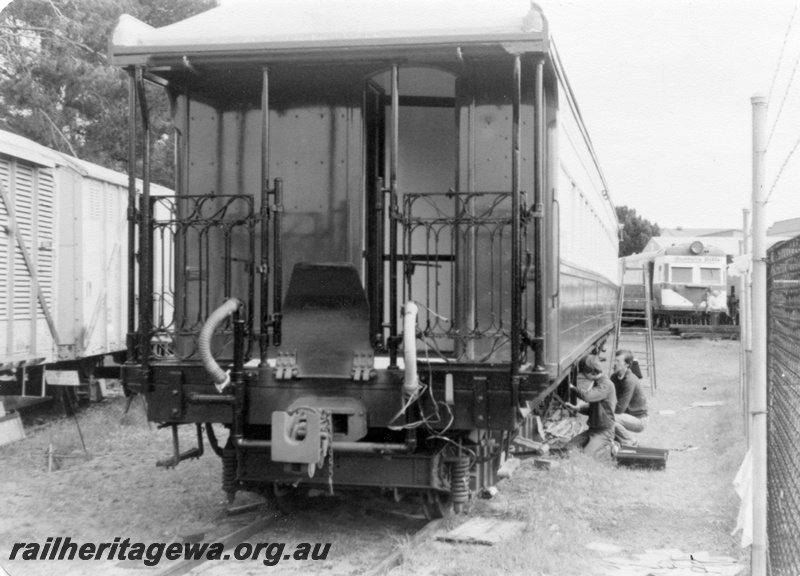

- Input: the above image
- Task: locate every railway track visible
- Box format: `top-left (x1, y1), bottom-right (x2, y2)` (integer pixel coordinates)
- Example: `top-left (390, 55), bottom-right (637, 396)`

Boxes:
top-left (147, 491), bottom-right (444, 576)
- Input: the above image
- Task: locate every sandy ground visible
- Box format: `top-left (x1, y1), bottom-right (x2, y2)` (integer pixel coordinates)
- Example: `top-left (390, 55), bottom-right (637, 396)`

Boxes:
top-left (0, 336), bottom-right (748, 576)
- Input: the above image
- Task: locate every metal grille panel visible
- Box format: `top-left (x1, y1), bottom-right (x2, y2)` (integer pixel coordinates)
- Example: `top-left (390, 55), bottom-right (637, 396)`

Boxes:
top-left (767, 234), bottom-right (800, 576)
top-left (149, 194), bottom-right (259, 360)
top-left (402, 191), bottom-right (520, 363)
top-left (12, 162), bottom-right (33, 320)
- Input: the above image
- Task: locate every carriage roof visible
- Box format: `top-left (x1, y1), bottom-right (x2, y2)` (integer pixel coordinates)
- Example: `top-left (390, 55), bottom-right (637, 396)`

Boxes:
top-left (109, 0), bottom-right (548, 66)
top-left (623, 242), bottom-right (728, 269)
top-left (0, 129), bottom-right (172, 195)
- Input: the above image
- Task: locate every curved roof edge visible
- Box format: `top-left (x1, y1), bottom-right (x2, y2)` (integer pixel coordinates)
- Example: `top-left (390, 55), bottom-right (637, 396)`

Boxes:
top-left (110, 0), bottom-right (547, 65)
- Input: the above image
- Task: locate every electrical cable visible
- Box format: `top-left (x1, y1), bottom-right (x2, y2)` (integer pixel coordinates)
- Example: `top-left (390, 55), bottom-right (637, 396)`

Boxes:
top-left (765, 131), bottom-right (800, 204)
top-left (767, 5), bottom-right (800, 149)
top-left (768, 2), bottom-right (798, 106)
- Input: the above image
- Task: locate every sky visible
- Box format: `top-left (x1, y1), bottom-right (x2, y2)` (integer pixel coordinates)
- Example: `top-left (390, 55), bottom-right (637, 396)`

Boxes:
top-left (537, 0), bottom-right (799, 231)
top-left (2, 0), bottom-right (797, 231)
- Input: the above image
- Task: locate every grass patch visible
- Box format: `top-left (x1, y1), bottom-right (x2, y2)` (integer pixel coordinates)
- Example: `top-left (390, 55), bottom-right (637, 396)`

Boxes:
top-left (395, 338), bottom-right (749, 576)
top-left (0, 396), bottom-right (227, 545)
top-left (0, 339), bottom-right (748, 576)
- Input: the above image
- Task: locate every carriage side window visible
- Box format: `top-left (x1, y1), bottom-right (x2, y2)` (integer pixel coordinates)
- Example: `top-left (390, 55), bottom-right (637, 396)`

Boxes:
top-left (671, 267), bottom-right (693, 284)
top-left (700, 267), bottom-right (721, 283)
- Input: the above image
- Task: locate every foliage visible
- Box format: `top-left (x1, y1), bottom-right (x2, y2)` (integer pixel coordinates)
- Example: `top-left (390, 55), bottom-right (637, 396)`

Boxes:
top-left (616, 205), bottom-right (661, 257)
top-left (0, 0), bottom-right (215, 186)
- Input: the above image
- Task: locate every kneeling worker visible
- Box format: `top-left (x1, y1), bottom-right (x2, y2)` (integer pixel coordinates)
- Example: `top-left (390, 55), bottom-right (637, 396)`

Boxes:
top-left (566, 355), bottom-right (617, 460)
top-left (611, 349), bottom-right (649, 447)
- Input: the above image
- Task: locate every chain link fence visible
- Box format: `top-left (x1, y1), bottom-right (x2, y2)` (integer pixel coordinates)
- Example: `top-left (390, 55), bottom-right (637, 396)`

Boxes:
top-left (767, 235), bottom-right (800, 576)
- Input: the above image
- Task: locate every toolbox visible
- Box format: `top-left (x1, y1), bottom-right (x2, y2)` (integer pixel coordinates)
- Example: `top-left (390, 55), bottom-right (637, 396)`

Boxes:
top-left (615, 446), bottom-right (669, 470)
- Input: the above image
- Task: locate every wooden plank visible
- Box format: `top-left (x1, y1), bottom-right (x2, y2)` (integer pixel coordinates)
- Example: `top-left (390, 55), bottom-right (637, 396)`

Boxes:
top-left (437, 518), bottom-right (527, 546)
top-left (690, 401), bottom-right (725, 408)
top-left (670, 324), bottom-right (739, 334)
top-left (513, 436), bottom-right (545, 452)
top-left (0, 411), bottom-right (25, 446)
top-left (533, 458), bottom-right (558, 470)
top-left (44, 370), bottom-right (81, 386)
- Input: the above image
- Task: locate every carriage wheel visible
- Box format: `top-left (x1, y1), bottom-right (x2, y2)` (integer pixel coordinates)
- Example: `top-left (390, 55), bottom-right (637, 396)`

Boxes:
top-left (263, 482), bottom-right (300, 514)
top-left (420, 490), bottom-right (454, 520)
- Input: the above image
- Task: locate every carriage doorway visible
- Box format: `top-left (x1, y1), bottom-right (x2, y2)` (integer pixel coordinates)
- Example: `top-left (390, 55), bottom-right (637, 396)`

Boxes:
top-left (364, 67), bottom-right (457, 353)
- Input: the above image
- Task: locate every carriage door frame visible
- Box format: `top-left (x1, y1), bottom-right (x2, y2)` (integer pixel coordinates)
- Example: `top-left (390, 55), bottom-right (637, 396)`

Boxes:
top-left (364, 81), bottom-right (387, 352)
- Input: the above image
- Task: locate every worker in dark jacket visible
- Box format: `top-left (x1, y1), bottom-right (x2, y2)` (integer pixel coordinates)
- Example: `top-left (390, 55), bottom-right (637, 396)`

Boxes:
top-left (566, 354), bottom-right (618, 460)
top-left (611, 349), bottom-right (649, 447)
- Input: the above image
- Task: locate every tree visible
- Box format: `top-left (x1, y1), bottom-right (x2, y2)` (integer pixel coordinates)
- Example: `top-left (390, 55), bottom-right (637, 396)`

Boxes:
top-left (616, 205), bottom-right (660, 257)
top-left (0, 0), bottom-right (215, 186)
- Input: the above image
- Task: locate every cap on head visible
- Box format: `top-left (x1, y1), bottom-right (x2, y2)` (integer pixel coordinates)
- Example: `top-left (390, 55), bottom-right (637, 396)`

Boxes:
top-left (579, 354), bottom-right (604, 375)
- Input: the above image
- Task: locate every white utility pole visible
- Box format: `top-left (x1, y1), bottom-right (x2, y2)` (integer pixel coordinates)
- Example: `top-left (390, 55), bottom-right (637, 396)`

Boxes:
top-left (749, 94), bottom-right (768, 576)
top-left (741, 208), bottom-right (751, 439)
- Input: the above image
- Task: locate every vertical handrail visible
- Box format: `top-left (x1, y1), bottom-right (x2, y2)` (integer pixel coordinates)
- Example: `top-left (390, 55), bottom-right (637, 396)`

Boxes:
top-left (612, 258), bottom-right (625, 358)
top-left (272, 178), bottom-right (283, 347)
top-left (532, 57), bottom-right (546, 371)
top-left (176, 98), bottom-right (190, 346)
top-left (372, 176), bottom-right (385, 350)
top-left (232, 306), bottom-right (245, 485)
top-left (126, 69), bottom-right (138, 363)
top-left (643, 265), bottom-right (657, 392)
top-left (135, 67), bottom-right (152, 375)
top-left (389, 64), bottom-right (400, 368)
top-left (511, 56), bottom-right (522, 377)
top-left (259, 67), bottom-right (270, 364)
top-left (465, 72), bottom-right (477, 359)
top-left (247, 203), bottom-right (256, 359)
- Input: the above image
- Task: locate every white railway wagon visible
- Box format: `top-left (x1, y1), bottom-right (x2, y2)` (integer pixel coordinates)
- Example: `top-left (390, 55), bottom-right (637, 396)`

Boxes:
top-left (0, 130), bottom-right (169, 402)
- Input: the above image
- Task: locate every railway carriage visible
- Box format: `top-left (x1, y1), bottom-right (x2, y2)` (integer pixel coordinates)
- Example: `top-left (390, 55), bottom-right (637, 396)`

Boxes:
top-left (622, 241), bottom-right (730, 326)
top-left (0, 129), bottom-right (170, 409)
top-left (110, 0), bottom-right (619, 515)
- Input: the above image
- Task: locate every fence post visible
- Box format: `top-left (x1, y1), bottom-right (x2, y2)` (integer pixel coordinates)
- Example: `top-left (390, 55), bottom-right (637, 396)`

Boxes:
top-left (749, 93), bottom-right (767, 576)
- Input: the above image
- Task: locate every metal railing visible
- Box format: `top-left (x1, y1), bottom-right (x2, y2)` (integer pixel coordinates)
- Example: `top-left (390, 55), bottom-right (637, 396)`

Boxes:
top-left (149, 194), bottom-right (259, 360)
top-left (767, 234), bottom-right (800, 576)
top-left (401, 191), bottom-right (524, 363)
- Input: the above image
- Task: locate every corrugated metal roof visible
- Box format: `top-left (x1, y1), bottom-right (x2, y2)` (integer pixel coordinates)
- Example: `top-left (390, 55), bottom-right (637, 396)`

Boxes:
top-left (110, 0), bottom-right (546, 65)
top-left (767, 217), bottom-right (800, 236)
